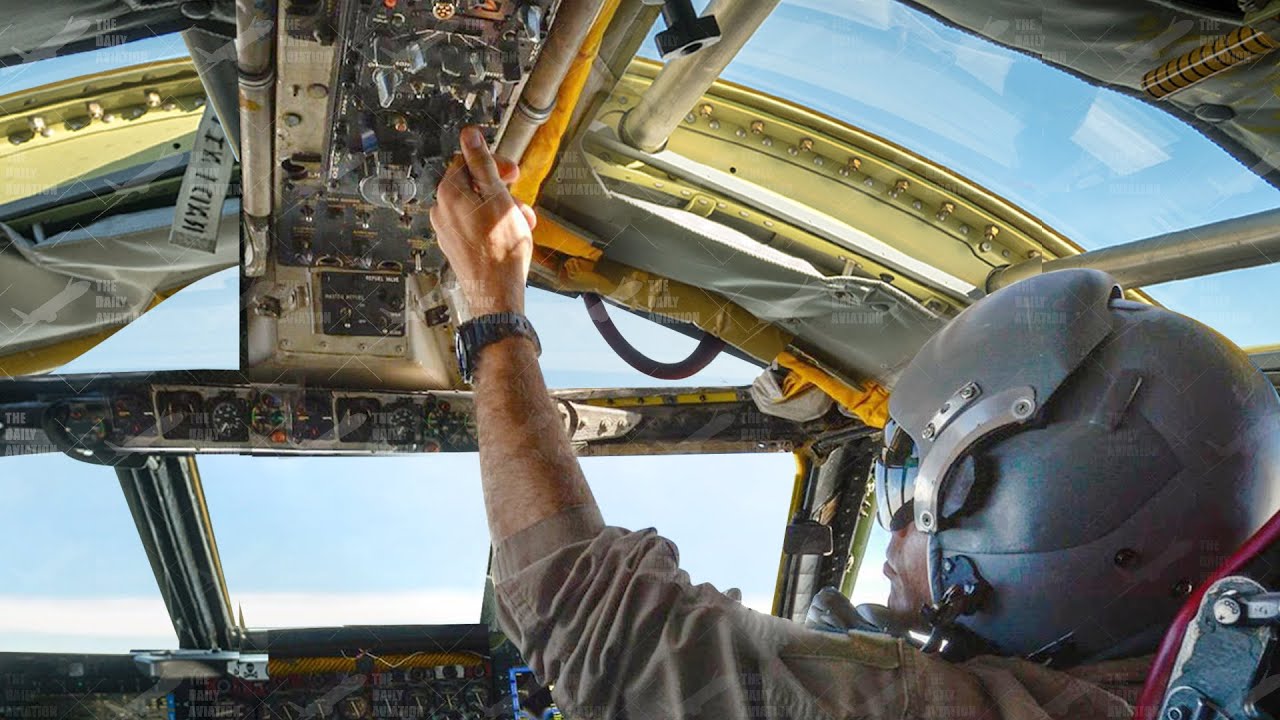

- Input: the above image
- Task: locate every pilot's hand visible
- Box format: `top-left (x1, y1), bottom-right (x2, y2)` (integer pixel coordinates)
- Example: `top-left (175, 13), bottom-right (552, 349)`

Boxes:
top-left (431, 126), bottom-right (538, 317)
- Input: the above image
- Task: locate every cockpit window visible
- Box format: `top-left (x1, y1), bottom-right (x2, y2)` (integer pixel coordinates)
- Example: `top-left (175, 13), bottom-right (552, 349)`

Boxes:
top-left (640, 0), bottom-right (1280, 348)
top-left (0, 36), bottom-right (188, 95)
top-left (0, 34), bottom-right (199, 206)
top-left (10, 285), bottom-right (792, 642)
top-left (0, 454), bottom-right (180, 653)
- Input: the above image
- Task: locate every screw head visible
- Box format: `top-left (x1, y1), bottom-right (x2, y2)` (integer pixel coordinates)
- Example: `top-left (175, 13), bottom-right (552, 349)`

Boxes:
top-left (1113, 548), bottom-right (1138, 568)
top-left (920, 511), bottom-right (934, 529)
top-left (1012, 398), bottom-right (1035, 418)
top-left (959, 383), bottom-right (977, 400)
top-left (1214, 597), bottom-right (1242, 625)
top-left (1166, 707), bottom-right (1185, 720)
top-left (1173, 579), bottom-right (1194, 597)
top-left (799, 137), bottom-right (814, 152)
top-left (922, 423), bottom-right (937, 440)
top-left (699, 103), bottom-right (714, 117)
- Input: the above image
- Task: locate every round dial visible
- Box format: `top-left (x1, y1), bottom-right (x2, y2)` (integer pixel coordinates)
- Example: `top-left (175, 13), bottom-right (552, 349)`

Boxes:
top-left (386, 402), bottom-right (419, 447)
top-left (209, 397), bottom-right (248, 442)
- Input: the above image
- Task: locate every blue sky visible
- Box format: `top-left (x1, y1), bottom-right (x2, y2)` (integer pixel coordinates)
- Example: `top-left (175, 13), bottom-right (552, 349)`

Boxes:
top-left (3, 0), bottom-right (1278, 652)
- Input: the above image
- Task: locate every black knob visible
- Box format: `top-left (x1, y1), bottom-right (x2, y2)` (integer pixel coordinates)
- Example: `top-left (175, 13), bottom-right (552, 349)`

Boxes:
top-left (654, 0), bottom-right (721, 61)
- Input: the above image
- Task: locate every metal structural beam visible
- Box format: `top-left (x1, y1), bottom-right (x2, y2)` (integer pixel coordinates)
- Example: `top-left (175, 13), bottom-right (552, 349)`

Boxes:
top-left (987, 207), bottom-right (1280, 292)
top-left (496, 0), bottom-right (609, 163)
top-left (620, 0), bottom-right (780, 152)
top-left (117, 456), bottom-right (238, 651)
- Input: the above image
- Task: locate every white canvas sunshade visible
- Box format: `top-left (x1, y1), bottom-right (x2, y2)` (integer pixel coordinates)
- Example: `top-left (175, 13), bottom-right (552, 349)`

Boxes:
top-left (0, 199), bottom-right (238, 360)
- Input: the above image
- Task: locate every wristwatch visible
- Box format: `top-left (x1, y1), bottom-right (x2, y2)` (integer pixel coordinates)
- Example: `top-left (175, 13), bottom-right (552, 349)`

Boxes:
top-left (454, 312), bottom-right (542, 384)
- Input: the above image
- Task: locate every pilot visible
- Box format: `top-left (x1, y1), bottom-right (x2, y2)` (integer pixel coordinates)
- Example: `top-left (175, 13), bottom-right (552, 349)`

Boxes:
top-left (430, 126), bottom-right (1280, 718)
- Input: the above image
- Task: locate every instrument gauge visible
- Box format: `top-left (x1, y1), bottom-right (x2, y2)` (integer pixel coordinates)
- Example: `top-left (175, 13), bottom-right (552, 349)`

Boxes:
top-left (385, 402), bottom-right (420, 447)
top-left (336, 397), bottom-right (381, 443)
top-left (292, 393), bottom-right (335, 443)
top-left (208, 394), bottom-right (249, 442)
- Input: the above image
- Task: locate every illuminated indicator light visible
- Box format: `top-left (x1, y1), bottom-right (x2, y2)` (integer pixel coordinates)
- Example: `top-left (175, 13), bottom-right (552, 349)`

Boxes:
top-left (271, 429), bottom-right (287, 444)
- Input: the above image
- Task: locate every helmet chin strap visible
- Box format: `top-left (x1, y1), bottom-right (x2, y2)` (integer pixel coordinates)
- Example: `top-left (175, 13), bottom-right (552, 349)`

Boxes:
top-left (915, 534), bottom-right (995, 660)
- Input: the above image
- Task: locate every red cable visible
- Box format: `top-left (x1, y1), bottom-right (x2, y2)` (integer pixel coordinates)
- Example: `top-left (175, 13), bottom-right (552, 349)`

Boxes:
top-left (1135, 508), bottom-right (1280, 719)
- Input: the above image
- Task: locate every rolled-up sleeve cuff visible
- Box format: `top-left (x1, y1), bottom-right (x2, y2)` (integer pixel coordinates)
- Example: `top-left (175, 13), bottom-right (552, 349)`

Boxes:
top-left (492, 504), bottom-right (606, 583)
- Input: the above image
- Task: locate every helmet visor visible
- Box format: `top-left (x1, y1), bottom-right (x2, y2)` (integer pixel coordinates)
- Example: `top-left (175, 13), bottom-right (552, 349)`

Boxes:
top-left (873, 419), bottom-right (920, 531)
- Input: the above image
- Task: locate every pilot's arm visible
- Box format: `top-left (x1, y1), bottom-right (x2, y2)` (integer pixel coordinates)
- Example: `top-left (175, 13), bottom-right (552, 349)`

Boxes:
top-left (430, 127), bottom-right (1135, 720)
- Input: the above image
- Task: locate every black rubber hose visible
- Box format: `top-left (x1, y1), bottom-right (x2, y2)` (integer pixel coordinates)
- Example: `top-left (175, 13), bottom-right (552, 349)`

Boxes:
top-left (582, 292), bottom-right (726, 380)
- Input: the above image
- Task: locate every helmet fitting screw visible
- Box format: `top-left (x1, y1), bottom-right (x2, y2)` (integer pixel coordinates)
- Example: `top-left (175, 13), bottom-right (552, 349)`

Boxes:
top-left (919, 512), bottom-right (934, 529)
top-left (922, 423), bottom-right (937, 440)
top-left (1011, 398), bottom-right (1035, 418)
top-left (959, 383), bottom-right (977, 400)
top-left (1214, 597), bottom-right (1242, 625)
top-left (1113, 548), bottom-right (1138, 568)
top-left (1172, 579), bottom-right (1194, 597)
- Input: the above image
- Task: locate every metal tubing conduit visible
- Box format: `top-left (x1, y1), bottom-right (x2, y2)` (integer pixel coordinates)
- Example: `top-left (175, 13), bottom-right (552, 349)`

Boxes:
top-left (987, 207), bottom-right (1280, 292)
top-left (620, 0), bottom-right (780, 153)
top-left (237, 0), bottom-right (276, 277)
top-left (496, 0), bottom-right (610, 163)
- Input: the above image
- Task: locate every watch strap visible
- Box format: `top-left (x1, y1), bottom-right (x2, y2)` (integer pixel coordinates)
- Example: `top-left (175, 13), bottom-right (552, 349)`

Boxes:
top-left (456, 312), bottom-right (541, 383)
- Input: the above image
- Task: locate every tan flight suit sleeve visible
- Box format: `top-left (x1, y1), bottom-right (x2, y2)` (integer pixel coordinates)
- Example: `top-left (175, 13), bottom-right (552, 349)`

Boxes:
top-left (491, 505), bottom-right (1139, 720)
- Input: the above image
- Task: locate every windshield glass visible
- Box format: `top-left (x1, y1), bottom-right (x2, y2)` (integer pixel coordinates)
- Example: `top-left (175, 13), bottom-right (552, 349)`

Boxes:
top-left (641, 0), bottom-right (1280, 348)
top-left (202, 287), bottom-right (792, 627)
top-left (16, 284), bottom-right (792, 636)
top-left (0, 454), bottom-right (179, 652)
top-left (0, 36), bottom-right (189, 95)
